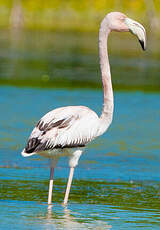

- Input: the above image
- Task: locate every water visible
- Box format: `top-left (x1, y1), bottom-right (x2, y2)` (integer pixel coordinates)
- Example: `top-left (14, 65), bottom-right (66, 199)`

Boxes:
top-left (0, 29), bottom-right (160, 229)
top-left (1, 86), bottom-right (160, 229)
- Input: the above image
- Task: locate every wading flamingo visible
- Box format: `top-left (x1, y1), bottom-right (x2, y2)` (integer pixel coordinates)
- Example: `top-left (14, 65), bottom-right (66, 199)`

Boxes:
top-left (22, 12), bottom-right (146, 205)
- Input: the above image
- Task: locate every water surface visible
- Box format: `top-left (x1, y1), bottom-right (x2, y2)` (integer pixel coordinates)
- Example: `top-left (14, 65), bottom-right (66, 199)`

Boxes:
top-left (1, 86), bottom-right (160, 229)
top-left (1, 27), bottom-right (160, 229)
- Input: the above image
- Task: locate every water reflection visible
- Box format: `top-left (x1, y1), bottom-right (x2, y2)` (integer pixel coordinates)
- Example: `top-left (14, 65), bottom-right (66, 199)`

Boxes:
top-left (44, 204), bottom-right (112, 230)
top-left (1, 86), bottom-right (160, 228)
top-left (1, 200), bottom-right (160, 230)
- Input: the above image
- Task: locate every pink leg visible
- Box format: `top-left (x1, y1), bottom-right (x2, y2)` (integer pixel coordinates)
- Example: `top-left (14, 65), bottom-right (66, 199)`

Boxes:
top-left (48, 167), bottom-right (54, 205)
top-left (63, 167), bottom-right (74, 205)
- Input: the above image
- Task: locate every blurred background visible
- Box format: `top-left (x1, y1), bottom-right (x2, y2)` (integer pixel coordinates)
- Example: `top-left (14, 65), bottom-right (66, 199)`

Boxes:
top-left (1, 1), bottom-right (160, 229)
top-left (0, 0), bottom-right (159, 90)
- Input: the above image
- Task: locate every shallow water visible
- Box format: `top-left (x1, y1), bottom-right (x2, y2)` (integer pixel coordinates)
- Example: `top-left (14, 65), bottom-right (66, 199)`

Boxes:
top-left (1, 86), bottom-right (160, 229)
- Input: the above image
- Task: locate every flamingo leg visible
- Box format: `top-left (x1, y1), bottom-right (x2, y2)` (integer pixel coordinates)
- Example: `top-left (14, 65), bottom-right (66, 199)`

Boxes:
top-left (48, 167), bottom-right (54, 205)
top-left (63, 167), bottom-right (74, 205)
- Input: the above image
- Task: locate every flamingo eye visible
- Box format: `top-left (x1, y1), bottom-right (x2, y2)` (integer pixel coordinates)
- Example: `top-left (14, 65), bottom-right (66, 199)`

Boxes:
top-left (121, 17), bottom-right (125, 20)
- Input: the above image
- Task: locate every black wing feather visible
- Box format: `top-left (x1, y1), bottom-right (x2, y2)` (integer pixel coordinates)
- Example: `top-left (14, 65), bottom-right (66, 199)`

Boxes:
top-left (36, 118), bottom-right (66, 132)
top-left (24, 117), bottom-right (80, 154)
top-left (25, 138), bottom-right (41, 153)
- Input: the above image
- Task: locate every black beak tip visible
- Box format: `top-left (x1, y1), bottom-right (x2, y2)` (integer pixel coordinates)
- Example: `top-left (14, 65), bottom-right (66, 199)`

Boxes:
top-left (139, 39), bottom-right (146, 51)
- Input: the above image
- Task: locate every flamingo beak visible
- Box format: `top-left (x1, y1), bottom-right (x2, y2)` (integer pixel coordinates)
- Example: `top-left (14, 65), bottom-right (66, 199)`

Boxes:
top-left (125, 18), bottom-right (146, 51)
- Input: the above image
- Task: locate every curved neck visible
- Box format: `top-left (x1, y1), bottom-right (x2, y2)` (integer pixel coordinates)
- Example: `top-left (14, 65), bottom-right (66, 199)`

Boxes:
top-left (97, 17), bottom-right (114, 134)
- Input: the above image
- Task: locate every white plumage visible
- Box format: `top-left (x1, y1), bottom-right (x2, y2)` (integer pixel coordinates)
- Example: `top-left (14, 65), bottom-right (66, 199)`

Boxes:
top-left (22, 106), bottom-right (106, 158)
top-left (21, 12), bottom-right (146, 205)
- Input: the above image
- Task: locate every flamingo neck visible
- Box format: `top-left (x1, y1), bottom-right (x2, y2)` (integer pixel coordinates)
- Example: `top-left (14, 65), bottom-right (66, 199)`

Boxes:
top-left (98, 18), bottom-right (114, 134)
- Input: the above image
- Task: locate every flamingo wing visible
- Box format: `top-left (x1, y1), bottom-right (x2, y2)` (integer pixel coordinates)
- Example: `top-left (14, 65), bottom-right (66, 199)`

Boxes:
top-left (24, 106), bottom-right (99, 154)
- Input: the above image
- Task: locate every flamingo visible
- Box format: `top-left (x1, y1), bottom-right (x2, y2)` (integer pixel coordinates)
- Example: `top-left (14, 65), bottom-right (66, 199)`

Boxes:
top-left (21, 12), bottom-right (146, 205)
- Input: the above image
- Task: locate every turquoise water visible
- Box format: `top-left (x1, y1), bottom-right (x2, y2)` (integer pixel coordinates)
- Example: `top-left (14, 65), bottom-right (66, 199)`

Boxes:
top-left (0, 28), bottom-right (160, 229)
top-left (1, 86), bottom-right (160, 229)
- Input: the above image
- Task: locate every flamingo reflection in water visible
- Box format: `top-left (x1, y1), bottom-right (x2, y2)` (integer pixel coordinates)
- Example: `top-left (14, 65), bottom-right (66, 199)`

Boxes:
top-left (45, 205), bottom-right (113, 229)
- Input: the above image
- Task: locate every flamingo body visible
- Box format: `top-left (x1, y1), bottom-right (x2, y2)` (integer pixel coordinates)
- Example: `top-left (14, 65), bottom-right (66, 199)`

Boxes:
top-left (22, 105), bottom-right (107, 158)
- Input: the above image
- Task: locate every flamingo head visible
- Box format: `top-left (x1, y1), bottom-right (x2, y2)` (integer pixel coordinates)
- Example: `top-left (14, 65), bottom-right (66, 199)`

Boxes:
top-left (106, 12), bottom-right (146, 50)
